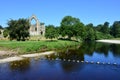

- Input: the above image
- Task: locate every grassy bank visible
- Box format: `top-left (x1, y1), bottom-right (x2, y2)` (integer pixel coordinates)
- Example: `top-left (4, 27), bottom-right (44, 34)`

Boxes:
top-left (110, 38), bottom-right (120, 40)
top-left (0, 40), bottom-right (80, 54)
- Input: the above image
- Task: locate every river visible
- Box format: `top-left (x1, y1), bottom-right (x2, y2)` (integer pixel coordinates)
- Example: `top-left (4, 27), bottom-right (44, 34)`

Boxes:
top-left (0, 42), bottom-right (120, 80)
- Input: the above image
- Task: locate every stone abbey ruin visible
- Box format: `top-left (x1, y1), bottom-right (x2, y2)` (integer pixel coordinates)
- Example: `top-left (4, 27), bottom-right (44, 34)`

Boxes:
top-left (29, 15), bottom-right (45, 36)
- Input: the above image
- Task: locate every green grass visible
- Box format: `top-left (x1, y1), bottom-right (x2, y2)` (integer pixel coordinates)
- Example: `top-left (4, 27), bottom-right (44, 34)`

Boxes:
top-left (0, 40), bottom-right (80, 54)
top-left (110, 38), bottom-right (120, 40)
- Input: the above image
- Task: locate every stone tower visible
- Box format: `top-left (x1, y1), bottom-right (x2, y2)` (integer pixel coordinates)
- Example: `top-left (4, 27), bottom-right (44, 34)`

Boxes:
top-left (29, 15), bottom-right (45, 36)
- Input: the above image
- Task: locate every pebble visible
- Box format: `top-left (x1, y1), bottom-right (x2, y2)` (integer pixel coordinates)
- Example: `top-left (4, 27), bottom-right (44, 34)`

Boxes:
top-left (63, 59), bottom-right (66, 61)
top-left (113, 63), bottom-right (117, 65)
top-left (77, 60), bottom-right (79, 63)
top-left (81, 61), bottom-right (84, 63)
top-left (85, 61), bottom-right (88, 63)
top-left (90, 61), bottom-right (94, 64)
top-left (73, 60), bottom-right (75, 62)
top-left (108, 62), bottom-right (110, 65)
top-left (52, 58), bottom-right (54, 60)
top-left (97, 62), bottom-right (100, 64)
top-left (68, 59), bottom-right (70, 62)
top-left (102, 62), bottom-right (105, 64)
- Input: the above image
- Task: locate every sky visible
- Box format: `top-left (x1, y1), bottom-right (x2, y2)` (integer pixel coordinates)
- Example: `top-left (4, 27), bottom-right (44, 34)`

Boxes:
top-left (0, 0), bottom-right (120, 27)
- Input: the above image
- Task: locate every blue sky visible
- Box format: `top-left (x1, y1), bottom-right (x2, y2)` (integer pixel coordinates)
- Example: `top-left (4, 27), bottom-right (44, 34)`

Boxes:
top-left (0, 0), bottom-right (120, 27)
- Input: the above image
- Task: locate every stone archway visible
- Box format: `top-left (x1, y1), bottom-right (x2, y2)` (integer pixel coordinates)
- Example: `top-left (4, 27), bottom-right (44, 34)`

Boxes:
top-left (29, 15), bottom-right (45, 36)
top-left (29, 15), bottom-right (40, 35)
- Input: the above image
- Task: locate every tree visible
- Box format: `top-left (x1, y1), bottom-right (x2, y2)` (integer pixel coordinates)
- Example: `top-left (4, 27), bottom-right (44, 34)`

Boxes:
top-left (7, 18), bottom-right (30, 41)
top-left (73, 22), bottom-right (86, 41)
top-left (0, 25), bottom-right (3, 35)
top-left (0, 30), bottom-right (1, 35)
top-left (45, 25), bottom-right (58, 40)
top-left (60, 16), bottom-right (81, 39)
top-left (95, 24), bottom-right (103, 32)
top-left (101, 22), bottom-right (110, 34)
top-left (85, 26), bottom-right (95, 41)
top-left (3, 29), bottom-right (9, 38)
top-left (86, 23), bottom-right (94, 28)
top-left (111, 21), bottom-right (120, 38)
top-left (0, 25), bottom-right (3, 29)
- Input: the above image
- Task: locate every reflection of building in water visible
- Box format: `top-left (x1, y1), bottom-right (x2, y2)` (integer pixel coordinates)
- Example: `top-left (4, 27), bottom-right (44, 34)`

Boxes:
top-left (29, 15), bottom-right (45, 36)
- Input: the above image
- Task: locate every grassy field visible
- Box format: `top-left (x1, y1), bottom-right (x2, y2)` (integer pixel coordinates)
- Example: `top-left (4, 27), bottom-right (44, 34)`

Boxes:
top-left (0, 40), bottom-right (80, 54)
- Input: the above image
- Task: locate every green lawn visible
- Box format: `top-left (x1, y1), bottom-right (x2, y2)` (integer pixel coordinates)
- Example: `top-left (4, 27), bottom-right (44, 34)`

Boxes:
top-left (0, 40), bottom-right (80, 54)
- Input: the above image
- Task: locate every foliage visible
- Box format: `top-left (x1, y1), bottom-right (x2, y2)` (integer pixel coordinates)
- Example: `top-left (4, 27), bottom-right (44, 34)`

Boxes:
top-left (110, 21), bottom-right (120, 38)
top-left (84, 26), bottom-right (95, 41)
top-left (60, 16), bottom-right (81, 39)
top-left (95, 22), bottom-right (110, 34)
top-left (95, 31), bottom-right (113, 40)
top-left (7, 18), bottom-right (30, 41)
top-left (74, 23), bottom-right (86, 41)
top-left (3, 29), bottom-right (9, 38)
top-left (102, 22), bottom-right (110, 34)
top-left (45, 25), bottom-right (59, 40)
top-left (0, 30), bottom-right (1, 34)
top-left (0, 25), bottom-right (3, 29)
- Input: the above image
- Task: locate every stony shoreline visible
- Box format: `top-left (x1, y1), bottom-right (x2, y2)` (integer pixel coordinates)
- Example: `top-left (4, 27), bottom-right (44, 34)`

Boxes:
top-left (0, 51), bottom-right (55, 64)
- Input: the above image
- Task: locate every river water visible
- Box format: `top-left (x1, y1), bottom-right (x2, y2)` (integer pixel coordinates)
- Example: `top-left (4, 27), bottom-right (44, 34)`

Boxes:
top-left (0, 42), bottom-right (120, 80)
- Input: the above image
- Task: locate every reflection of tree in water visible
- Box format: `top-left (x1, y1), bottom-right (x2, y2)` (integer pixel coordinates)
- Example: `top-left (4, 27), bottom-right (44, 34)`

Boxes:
top-left (46, 48), bottom-right (84, 61)
top-left (57, 48), bottom-right (85, 73)
top-left (45, 48), bottom-right (85, 73)
top-left (59, 49), bottom-right (84, 61)
top-left (60, 62), bottom-right (85, 73)
top-left (110, 44), bottom-right (120, 57)
top-left (9, 58), bottom-right (30, 71)
top-left (79, 42), bottom-right (120, 57)
top-left (95, 43), bottom-right (110, 57)
top-left (45, 42), bottom-right (120, 72)
top-left (79, 42), bottom-right (111, 57)
top-left (79, 42), bottom-right (96, 56)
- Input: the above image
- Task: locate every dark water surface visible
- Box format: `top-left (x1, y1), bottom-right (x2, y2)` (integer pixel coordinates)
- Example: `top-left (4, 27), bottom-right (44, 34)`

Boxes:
top-left (0, 42), bottom-right (120, 80)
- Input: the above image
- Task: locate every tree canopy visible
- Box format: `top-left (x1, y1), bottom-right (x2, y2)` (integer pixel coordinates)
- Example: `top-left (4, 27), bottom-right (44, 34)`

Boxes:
top-left (45, 25), bottom-right (59, 40)
top-left (60, 16), bottom-right (84, 40)
top-left (110, 21), bottom-right (120, 38)
top-left (7, 18), bottom-right (30, 41)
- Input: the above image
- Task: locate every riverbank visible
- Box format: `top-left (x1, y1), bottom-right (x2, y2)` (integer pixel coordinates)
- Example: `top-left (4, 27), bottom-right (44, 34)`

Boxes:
top-left (96, 40), bottom-right (120, 44)
top-left (0, 40), bottom-right (80, 55)
top-left (0, 51), bottom-right (55, 63)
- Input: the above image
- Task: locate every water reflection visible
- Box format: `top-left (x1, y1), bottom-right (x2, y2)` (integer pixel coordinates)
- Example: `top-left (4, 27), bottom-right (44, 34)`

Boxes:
top-left (46, 42), bottom-right (120, 64)
top-left (47, 42), bottom-right (120, 60)
top-left (9, 58), bottom-right (30, 71)
top-left (79, 42), bottom-right (120, 57)
top-left (0, 42), bottom-right (120, 80)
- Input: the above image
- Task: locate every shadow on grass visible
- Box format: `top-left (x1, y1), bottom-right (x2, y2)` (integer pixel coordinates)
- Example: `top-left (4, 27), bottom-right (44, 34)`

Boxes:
top-left (58, 38), bottom-right (79, 42)
top-left (45, 40), bottom-right (58, 42)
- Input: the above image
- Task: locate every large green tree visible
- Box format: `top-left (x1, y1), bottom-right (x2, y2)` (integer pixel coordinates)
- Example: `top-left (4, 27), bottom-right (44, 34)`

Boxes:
top-left (101, 22), bottom-right (110, 34)
top-left (8, 18), bottom-right (30, 41)
top-left (111, 21), bottom-right (120, 37)
top-left (3, 28), bottom-right (9, 37)
top-left (60, 16), bottom-right (81, 39)
top-left (73, 22), bottom-right (86, 41)
top-left (45, 25), bottom-right (58, 40)
top-left (85, 24), bottom-right (95, 41)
